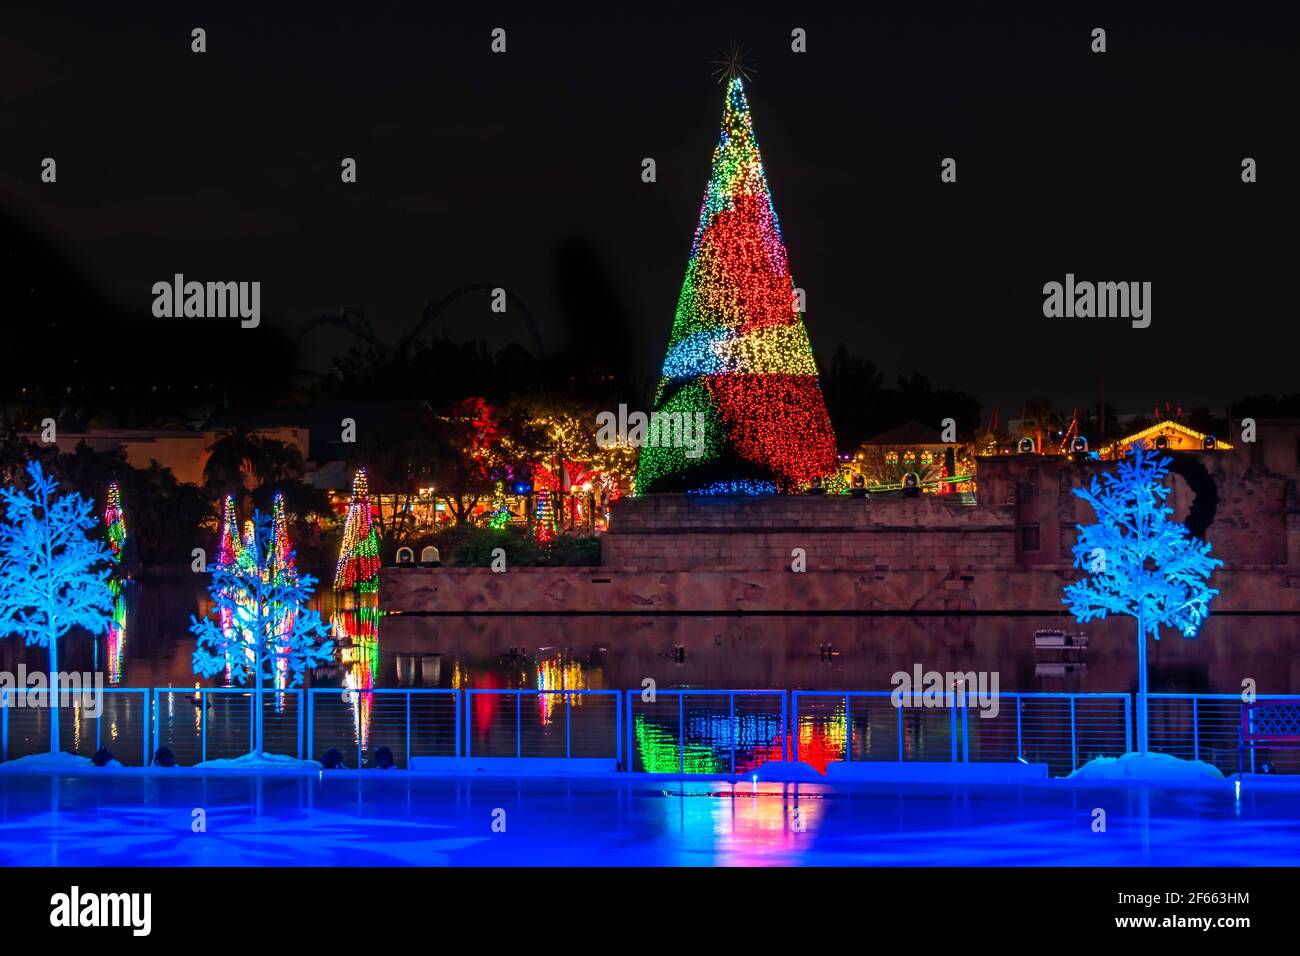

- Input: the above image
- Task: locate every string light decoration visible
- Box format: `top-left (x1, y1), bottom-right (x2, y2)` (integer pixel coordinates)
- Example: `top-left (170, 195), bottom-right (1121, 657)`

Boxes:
top-left (486, 480), bottom-right (511, 529)
top-left (214, 496), bottom-right (244, 679)
top-left (267, 492), bottom-right (297, 584)
top-left (334, 468), bottom-right (382, 592)
top-left (635, 77), bottom-right (837, 495)
top-left (533, 488), bottom-right (555, 546)
top-left (336, 602), bottom-right (382, 753)
top-left (267, 492), bottom-right (299, 705)
top-left (102, 579), bottom-right (126, 685)
top-left (687, 479), bottom-right (777, 496)
top-left (215, 496), bottom-right (243, 571)
top-left (103, 481), bottom-right (126, 563)
top-left (237, 519), bottom-right (260, 578)
top-left (1100, 420), bottom-right (1234, 459)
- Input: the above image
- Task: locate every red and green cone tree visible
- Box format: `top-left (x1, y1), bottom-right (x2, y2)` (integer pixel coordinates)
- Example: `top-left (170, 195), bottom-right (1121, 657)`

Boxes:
top-left (103, 481), bottom-right (127, 562)
top-left (334, 468), bottom-right (382, 592)
top-left (636, 77), bottom-right (837, 495)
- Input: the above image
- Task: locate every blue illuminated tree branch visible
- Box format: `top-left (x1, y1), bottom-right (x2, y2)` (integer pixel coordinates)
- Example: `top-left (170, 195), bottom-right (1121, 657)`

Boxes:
top-left (1064, 447), bottom-right (1221, 753)
top-left (190, 510), bottom-right (333, 758)
top-left (0, 461), bottom-right (114, 753)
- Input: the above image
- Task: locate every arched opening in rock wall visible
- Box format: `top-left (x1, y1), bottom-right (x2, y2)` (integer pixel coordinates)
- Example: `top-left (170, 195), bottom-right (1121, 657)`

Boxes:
top-left (1166, 454), bottom-right (1218, 540)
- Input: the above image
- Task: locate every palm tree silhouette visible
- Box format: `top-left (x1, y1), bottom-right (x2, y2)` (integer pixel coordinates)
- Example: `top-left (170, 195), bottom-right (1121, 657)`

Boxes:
top-left (295, 286), bottom-right (545, 388)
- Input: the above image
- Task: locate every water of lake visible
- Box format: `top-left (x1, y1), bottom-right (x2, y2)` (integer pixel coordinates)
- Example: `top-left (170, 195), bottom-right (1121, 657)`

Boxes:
top-left (1, 573), bottom-right (1296, 696)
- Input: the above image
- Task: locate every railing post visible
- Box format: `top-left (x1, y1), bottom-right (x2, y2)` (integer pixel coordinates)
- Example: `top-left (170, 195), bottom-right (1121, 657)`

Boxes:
top-left (1069, 697), bottom-right (1078, 771)
top-left (1192, 697), bottom-right (1200, 761)
top-left (307, 690), bottom-right (315, 763)
top-left (141, 691), bottom-right (149, 767)
top-left (565, 693), bottom-right (572, 759)
top-left (791, 693), bottom-right (800, 763)
top-left (2, 689), bottom-right (8, 762)
top-left (465, 692), bottom-right (473, 759)
top-left (729, 694), bottom-right (735, 775)
top-left (297, 689), bottom-right (304, 760)
top-left (1123, 695), bottom-right (1132, 754)
top-left (1249, 708), bottom-right (1256, 774)
top-left (781, 692), bottom-right (789, 762)
top-left (950, 701), bottom-right (958, 762)
top-left (846, 695), bottom-right (853, 763)
top-left (201, 691), bottom-right (208, 763)
top-left (627, 692), bottom-right (635, 773)
top-left (454, 690), bottom-right (462, 758)
top-left (1016, 695), bottom-right (1023, 760)
top-left (355, 693), bottom-right (362, 769)
top-left (962, 697), bottom-right (970, 763)
top-left (678, 694), bottom-right (685, 776)
top-left (406, 692), bottom-right (412, 768)
top-left (615, 691), bottom-right (623, 770)
top-left (516, 692), bottom-right (522, 759)
top-left (897, 701), bottom-right (904, 761)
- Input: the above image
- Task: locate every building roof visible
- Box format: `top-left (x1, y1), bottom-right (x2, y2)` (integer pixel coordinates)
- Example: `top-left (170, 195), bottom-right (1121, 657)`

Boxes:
top-left (1100, 419), bottom-right (1233, 454)
top-left (859, 420), bottom-right (947, 447)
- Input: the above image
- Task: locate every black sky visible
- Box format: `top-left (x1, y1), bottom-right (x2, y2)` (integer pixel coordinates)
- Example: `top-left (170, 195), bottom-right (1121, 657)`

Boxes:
top-left (1, 4), bottom-right (1295, 417)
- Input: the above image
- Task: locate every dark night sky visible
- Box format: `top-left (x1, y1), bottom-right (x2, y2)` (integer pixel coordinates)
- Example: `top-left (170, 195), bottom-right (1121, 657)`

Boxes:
top-left (1, 4), bottom-right (1295, 417)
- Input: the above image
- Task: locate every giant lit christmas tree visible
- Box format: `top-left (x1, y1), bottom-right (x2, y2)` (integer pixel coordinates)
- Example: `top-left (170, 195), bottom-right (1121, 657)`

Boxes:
top-left (635, 77), bottom-right (837, 495)
top-left (334, 468), bottom-right (382, 592)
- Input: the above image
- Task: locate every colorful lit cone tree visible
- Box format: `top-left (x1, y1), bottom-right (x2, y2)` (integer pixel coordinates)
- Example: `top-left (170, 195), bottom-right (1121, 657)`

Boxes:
top-left (486, 480), bottom-right (511, 529)
top-left (213, 495), bottom-right (246, 678)
top-left (191, 510), bottom-right (333, 759)
top-left (334, 468), bottom-right (382, 592)
top-left (267, 492), bottom-right (299, 698)
top-left (636, 77), bottom-right (837, 495)
top-left (103, 480), bottom-right (126, 563)
top-left (0, 462), bottom-right (114, 753)
top-left (268, 491), bottom-right (297, 584)
top-left (1064, 447), bottom-right (1222, 754)
top-left (100, 482), bottom-right (131, 684)
top-left (215, 495), bottom-right (243, 571)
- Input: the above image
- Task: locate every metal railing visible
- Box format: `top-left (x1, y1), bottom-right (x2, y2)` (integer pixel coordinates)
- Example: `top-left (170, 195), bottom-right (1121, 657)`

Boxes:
top-left (967, 693), bottom-right (1130, 776)
top-left (1149, 693), bottom-right (1300, 776)
top-left (465, 689), bottom-right (621, 763)
top-left (153, 687), bottom-right (303, 764)
top-left (0, 687), bottom-right (152, 766)
top-left (309, 688), bottom-right (459, 768)
top-left (627, 690), bottom-right (788, 774)
top-left (2, 686), bottom-right (1294, 776)
top-left (792, 691), bottom-right (1131, 775)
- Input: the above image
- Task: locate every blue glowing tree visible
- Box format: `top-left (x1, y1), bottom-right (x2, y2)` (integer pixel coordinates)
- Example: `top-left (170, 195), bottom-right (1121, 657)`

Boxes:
top-left (191, 509), bottom-right (333, 758)
top-left (0, 461), bottom-right (115, 753)
top-left (1064, 447), bottom-right (1222, 753)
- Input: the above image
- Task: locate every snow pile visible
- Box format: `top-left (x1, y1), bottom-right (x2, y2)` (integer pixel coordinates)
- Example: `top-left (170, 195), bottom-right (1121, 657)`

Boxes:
top-left (1069, 751), bottom-right (1224, 783)
top-left (193, 752), bottom-right (322, 771)
top-left (749, 760), bottom-right (824, 782)
top-left (0, 752), bottom-right (122, 771)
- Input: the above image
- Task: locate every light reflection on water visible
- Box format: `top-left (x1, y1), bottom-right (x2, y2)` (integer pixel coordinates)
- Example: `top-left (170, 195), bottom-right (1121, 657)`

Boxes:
top-left (5, 574), bottom-right (1295, 697)
top-left (1, 775), bottom-right (1297, 866)
top-left (4, 576), bottom-right (1299, 771)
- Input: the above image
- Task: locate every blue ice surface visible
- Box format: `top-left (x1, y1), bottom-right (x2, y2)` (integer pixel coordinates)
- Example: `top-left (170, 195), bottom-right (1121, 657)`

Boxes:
top-left (0, 773), bottom-right (1297, 866)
